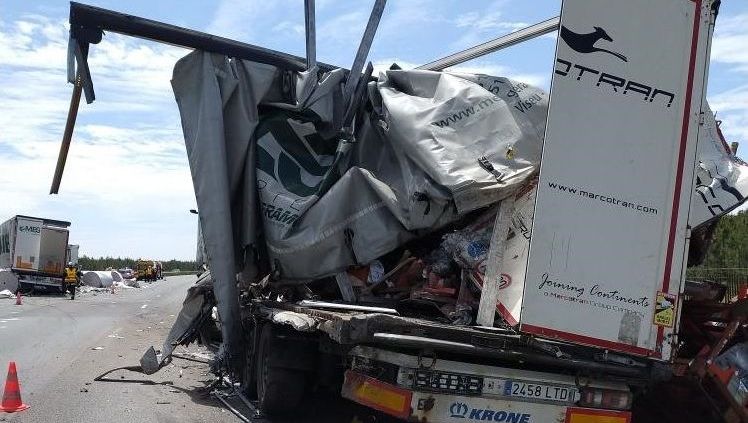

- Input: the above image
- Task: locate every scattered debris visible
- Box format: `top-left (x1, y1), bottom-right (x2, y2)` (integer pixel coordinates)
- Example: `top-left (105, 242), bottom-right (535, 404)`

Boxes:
top-left (176, 350), bottom-right (215, 362)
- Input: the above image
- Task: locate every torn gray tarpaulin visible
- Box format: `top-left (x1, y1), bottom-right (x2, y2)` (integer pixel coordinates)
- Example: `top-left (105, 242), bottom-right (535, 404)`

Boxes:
top-left (168, 49), bottom-right (748, 377)
top-left (172, 52), bottom-right (283, 375)
top-left (150, 271), bottom-right (216, 371)
top-left (168, 48), bottom-right (549, 372)
top-left (172, 52), bottom-right (548, 284)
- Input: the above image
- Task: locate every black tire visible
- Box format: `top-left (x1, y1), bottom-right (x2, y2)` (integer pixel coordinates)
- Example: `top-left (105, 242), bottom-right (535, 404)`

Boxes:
top-left (18, 282), bottom-right (34, 295)
top-left (256, 324), bottom-right (305, 416)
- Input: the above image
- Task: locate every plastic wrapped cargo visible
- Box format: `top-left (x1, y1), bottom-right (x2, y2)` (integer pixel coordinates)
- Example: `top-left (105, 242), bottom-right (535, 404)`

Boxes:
top-left (0, 269), bottom-right (19, 292)
top-left (81, 271), bottom-right (114, 288)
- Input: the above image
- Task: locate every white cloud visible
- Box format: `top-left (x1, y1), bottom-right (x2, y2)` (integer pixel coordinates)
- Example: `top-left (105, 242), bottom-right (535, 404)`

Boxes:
top-left (318, 10), bottom-right (368, 45)
top-left (448, 1), bottom-right (528, 51)
top-left (710, 84), bottom-right (748, 141)
top-left (272, 21), bottom-right (305, 36)
top-left (207, 0), bottom-right (303, 44)
top-left (207, 0), bottom-right (270, 41)
top-left (0, 14), bottom-right (197, 259)
top-left (708, 14), bottom-right (748, 143)
top-left (455, 11), bottom-right (527, 32)
top-left (711, 14), bottom-right (748, 72)
top-left (372, 58), bottom-right (548, 88)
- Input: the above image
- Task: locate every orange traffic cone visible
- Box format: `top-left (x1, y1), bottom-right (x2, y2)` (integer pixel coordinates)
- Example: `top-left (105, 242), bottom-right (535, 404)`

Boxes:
top-left (0, 362), bottom-right (29, 412)
top-left (14, 292), bottom-right (21, 306)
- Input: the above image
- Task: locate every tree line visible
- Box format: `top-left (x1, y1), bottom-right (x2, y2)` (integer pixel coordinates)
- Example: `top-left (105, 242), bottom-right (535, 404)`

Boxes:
top-left (699, 210), bottom-right (748, 268)
top-left (78, 256), bottom-right (197, 272)
top-left (76, 211), bottom-right (748, 272)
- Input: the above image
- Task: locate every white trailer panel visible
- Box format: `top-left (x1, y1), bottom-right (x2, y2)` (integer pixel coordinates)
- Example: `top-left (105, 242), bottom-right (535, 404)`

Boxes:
top-left (0, 219), bottom-right (13, 269)
top-left (39, 227), bottom-right (68, 275)
top-left (521, 0), bottom-right (711, 359)
top-left (67, 244), bottom-right (80, 265)
top-left (13, 217), bottom-right (43, 271)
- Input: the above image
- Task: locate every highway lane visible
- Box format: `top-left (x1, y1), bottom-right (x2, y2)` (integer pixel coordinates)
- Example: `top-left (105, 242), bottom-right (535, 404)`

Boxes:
top-left (0, 275), bottom-right (236, 423)
top-left (0, 275), bottom-right (396, 423)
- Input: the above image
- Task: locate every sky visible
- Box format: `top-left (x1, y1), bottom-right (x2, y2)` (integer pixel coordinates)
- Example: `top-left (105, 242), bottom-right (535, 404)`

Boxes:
top-left (0, 0), bottom-right (746, 260)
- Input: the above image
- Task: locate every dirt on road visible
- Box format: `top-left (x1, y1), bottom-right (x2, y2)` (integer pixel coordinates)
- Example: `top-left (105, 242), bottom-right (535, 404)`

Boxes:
top-left (0, 276), bottom-right (236, 423)
top-left (0, 276), bottom-right (397, 423)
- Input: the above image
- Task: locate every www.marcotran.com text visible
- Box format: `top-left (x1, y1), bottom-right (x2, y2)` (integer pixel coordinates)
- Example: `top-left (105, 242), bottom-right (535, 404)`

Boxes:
top-left (547, 181), bottom-right (658, 216)
top-left (431, 96), bottom-right (500, 128)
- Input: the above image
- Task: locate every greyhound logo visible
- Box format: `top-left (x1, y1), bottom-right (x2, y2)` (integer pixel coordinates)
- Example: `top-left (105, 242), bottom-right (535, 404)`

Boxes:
top-left (560, 25), bottom-right (628, 62)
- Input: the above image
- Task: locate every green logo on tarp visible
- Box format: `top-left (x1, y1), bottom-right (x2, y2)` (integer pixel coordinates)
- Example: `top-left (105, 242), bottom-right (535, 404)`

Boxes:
top-left (256, 113), bottom-right (343, 198)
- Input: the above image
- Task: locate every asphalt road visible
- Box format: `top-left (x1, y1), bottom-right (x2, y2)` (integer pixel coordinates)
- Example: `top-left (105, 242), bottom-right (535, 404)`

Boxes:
top-left (0, 276), bottom-right (237, 423)
top-left (0, 275), bottom-right (394, 423)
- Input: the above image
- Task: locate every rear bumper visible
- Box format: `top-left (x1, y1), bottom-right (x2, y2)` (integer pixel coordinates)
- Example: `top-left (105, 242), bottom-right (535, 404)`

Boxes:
top-left (409, 390), bottom-right (566, 422)
top-left (342, 370), bottom-right (631, 422)
top-left (18, 274), bottom-right (63, 287)
top-left (341, 345), bottom-right (634, 423)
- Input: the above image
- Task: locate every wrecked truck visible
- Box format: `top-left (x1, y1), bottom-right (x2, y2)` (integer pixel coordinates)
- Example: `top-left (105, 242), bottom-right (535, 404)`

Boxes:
top-left (52, 0), bottom-right (748, 421)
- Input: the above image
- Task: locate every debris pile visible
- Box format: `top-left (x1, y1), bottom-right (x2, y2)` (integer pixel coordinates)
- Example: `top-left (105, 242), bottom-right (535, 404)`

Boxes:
top-left (0, 270), bottom-right (19, 293)
top-left (0, 289), bottom-right (16, 299)
top-left (80, 269), bottom-right (143, 290)
top-left (173, 50), bottom-right (553, 356)
top-left (173, 47), bottom-right (748, 362)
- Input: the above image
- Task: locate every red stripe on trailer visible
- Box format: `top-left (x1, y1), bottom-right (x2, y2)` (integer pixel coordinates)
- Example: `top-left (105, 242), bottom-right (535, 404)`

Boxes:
top-left (522, 324), bottom-right (654, 357)
top-left (658, 0), bottom-right (702, 350)
top-left (498, 302), bottom-right (518, 326)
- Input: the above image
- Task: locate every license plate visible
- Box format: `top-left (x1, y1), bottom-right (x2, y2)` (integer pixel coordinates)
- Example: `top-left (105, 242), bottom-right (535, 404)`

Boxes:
top-left (504, 380), bottom-right (576, 403)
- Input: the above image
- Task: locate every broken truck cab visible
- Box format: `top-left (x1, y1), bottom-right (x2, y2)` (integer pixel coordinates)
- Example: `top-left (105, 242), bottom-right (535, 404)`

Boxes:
top-left (54, 0), bottom-right (748, 421)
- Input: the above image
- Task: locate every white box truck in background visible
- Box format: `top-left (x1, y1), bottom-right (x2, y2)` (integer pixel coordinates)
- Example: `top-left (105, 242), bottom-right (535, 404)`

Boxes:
top-left (0, 215), bottom-right (71, 293)
top-left (67, 244), bottom-right (79, 266)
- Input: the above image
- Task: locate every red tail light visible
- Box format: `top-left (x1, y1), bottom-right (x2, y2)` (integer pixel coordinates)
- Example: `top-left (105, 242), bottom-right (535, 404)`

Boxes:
top-left (578, 387), bottom-right (633, 410)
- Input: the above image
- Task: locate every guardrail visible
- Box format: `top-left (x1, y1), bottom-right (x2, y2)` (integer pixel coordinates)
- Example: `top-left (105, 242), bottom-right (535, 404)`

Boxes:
top-left (686, 267), bottom-right (748, 301)
top-left (161, 270), bottom-right (199, 277)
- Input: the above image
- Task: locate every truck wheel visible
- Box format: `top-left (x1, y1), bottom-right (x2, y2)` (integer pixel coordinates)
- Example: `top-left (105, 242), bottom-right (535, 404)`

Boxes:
top-left (256, 324), bottom-right (305, 416)
top-left (18, 283), bottom-right (34, 295)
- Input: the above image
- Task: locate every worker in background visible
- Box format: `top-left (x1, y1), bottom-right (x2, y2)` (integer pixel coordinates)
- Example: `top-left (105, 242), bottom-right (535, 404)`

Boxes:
top-left (147, 264), bottom-right (154, 282)
top-left (64, 262), bottom-right (82, 300)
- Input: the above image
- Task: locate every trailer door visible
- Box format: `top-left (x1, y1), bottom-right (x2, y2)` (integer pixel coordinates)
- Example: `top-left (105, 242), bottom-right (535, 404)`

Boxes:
top-left (12, 217), bottom-right (43, 271)
top-left (520, 0), bottom-right (712, 360)
top-left (39, 227), bottom-right (69, 275)
top-left (0, 219), bottom-right (13, 269)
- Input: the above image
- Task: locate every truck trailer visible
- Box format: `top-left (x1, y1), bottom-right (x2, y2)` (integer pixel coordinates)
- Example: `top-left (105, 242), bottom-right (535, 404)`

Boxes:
top-left (0, 215), bottom-right (71, 293)
top-left (54, 0), bottom-right (748, 421)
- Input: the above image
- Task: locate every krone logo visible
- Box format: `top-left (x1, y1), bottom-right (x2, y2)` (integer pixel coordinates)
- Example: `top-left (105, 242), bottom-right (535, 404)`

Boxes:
top-left (450, 402), bottom-right (469, 418)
